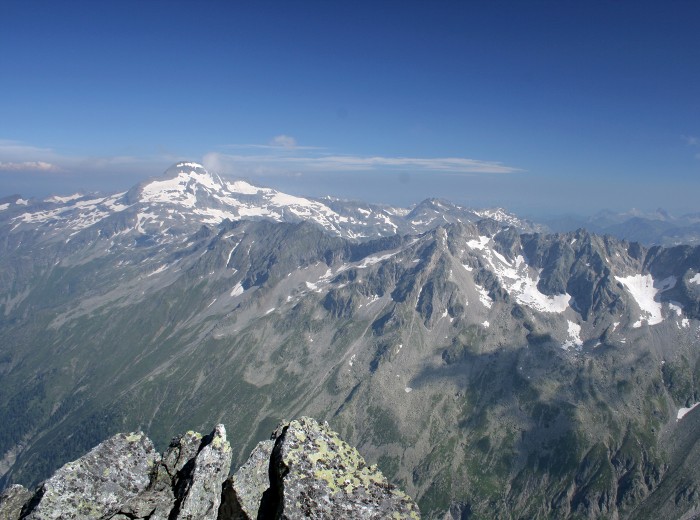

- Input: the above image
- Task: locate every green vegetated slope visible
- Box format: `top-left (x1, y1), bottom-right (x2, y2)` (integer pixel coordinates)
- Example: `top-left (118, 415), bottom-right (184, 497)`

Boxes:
top-left (1, 217), bottom-right (700, 519)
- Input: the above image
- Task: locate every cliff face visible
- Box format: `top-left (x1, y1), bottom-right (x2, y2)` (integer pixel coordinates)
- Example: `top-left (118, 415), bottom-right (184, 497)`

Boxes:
top-left (0, 417), bottom-right (419, 520)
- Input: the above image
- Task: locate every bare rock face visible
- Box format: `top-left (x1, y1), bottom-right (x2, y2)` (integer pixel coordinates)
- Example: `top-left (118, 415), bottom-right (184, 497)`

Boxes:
top-left (267, 417), bottom-right (421, 519)
top-left (0, 484), bottom-right (32, 520)
top-left (219, 440), bottom-right (274, 520)
top-left (109, 425), bottom-right (231, 520)
top-left (176, 424), bottom-right (231, 520)
top-left (22, 432), bottom-right (157, 520)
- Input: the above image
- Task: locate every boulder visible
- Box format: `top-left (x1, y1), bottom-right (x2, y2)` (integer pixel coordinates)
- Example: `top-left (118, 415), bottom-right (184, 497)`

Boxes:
top-left (22, 432), bottom-right (157, 520)
top-left (108, 425), bottom-right (231, 520)
top-left (268, 417), bottom-right (420, 519)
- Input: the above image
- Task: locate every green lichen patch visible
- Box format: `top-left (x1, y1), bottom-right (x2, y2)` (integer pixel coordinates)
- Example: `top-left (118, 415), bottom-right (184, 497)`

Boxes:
top-left (125, 432), bottom-right (143, 443)
top-left (278, 417), bottom-right (421, 518)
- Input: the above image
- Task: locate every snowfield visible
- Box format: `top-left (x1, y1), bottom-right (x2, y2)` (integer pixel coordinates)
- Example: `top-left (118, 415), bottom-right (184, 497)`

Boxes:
top-left (614, 274), bottom-right (663, 327)
top-left (677, 402), bottom-right (700, 421)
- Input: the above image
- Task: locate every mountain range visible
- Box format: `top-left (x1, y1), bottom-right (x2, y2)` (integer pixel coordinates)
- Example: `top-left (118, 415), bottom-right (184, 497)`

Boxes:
top-left (1, 162), bottom-right (699, 518)
top-left (542, 208), bottom-right (700, 247)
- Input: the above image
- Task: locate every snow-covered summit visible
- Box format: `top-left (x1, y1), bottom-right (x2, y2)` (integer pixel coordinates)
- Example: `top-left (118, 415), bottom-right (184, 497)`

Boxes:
top-left (138, 162), bottom-right (227, 207)
top-left (2, 162), bottom-right (541, 240)
top-left (472, 208), bottom-right (525, 227)
top-left (163, 161), bottom-right (211, 178)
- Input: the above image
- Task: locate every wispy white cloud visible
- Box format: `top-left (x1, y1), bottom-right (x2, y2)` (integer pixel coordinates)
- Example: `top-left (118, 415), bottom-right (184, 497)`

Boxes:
top-left (221, 137), bottom-right (321, 152)
top-left (0, 161), bottom-right (62, 172)
top-left (208, 136), bottom-right (521, 174)
top-left (0, 136), bottom-right (521, 198)
top-left (202, 151), bottom-right (521, 176)
top-left (681, 135), bottom-right (700, 161)
top-left (0, 139), bottom-right (57, 162)
top-left (305, 155), bottom-right (520, 173)
top-left (0, 138), bottom-right (182, 178)
top-left (269, 134), bottom-right (297, 148)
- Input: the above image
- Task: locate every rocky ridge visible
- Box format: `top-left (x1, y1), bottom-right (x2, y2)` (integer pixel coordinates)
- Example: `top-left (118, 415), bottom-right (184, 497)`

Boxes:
top-left (0, 418), bottom-right (419, 520)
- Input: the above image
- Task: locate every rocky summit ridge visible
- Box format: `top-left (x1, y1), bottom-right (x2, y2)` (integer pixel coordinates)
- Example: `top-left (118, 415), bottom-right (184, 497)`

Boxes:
top-left (0, 417), bottom-right (420, 520)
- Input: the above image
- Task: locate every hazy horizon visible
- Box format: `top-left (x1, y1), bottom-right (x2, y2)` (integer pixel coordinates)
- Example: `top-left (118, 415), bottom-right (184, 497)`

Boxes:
top-left (2, 160), bottom-right (697, 221)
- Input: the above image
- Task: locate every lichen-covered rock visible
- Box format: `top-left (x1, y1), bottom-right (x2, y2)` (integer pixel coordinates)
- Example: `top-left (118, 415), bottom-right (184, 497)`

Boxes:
top-left (105, 486), bottom-right (175, 520)
top-left (0, 484), bottom-right (32, 520)
top-left (2, 419), bottom-right (419, 520)
top-left (175, 424), bottom-right (232, 520)
top-left (219, 439), bottom-right (274, 520)
top-left (156, 430), bottom-right (205, 490)
top-left (108, 425), bottom-right (232, 520)
top-left (270, 417), bottom-right (420, 519)
top-left (107, 429), bottom-right (207, 519)
top-left (22, 432), bottom-right (157, 520)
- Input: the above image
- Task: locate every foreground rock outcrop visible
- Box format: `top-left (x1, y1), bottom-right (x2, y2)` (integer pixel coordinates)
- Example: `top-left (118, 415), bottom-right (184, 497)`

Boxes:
top-left (269, 417), bottom-right (419, 519)
top-left (0, 418), bottom-right (419, 519)
top-left (108, 425), bottom-right (232, 520)
top-left (23, 432), bottom-right (157, 520)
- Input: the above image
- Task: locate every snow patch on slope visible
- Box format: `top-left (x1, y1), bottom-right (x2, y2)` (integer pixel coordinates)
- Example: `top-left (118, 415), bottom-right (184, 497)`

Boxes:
top-left (467, 236), bottom-right (490, 250)
top-left (227, 180), bottom-right (261, 195)
top-left (140, 173), bottom-right (200, 207)
top-left (677, 402), bottom-right (700, 421)
top-left (230, 282), bottom-right (244, 297)
top-left (562, 321), bottom-right (583, 350)
top-left (358, 251), bottom-right (401, 268)
top-left (668, 302), bottom-right (683, 317)
top-left (614, 274), bottom-right (663, 327)
top-left (468, 236), bottom-right (569, 313)
top-left (475, 284), bottom-right (493, 308)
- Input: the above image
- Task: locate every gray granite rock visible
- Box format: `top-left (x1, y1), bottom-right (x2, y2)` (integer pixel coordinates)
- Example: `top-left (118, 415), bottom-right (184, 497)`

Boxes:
top-left (269, 417), bottom-right (420, 519)
top-left (158, 430), bottom-right (206, 490)
top-left (107, 425), bottom-right (232, 520)
top-left (22, 432), bottom-right (157, 520)
top-left (219, 439), bottom-right (274, 520)
top-left (1, 419), bottom-right (420, 520)
top-left (107, 429), bottom-right (207, 519)
top-left (0, 484), bottom-right (32, 520)
top-left (176, 424), bottom-right (231, 520)
top-left (105, 487), bottom-right (175, 520)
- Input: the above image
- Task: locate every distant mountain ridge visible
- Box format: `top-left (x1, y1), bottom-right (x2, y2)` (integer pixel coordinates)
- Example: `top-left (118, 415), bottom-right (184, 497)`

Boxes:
top-left (0, 161), bottom-right (542, 242)
top-left (3, 163), bottom-right (699, 248)
top-left (543, 208), bottom-right (700, 246)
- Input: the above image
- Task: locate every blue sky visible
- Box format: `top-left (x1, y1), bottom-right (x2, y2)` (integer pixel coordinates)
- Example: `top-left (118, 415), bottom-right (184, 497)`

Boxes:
top-left (1, 1), bottom-right (699, 216)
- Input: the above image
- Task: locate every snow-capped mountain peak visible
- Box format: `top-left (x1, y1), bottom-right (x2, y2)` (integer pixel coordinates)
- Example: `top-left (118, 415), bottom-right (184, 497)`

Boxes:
top-left (138, 162), bottom-right (227, 206)
top-left (1, 162), bottom-right (543, 241)
top-left (471, 207), bottom-right (523, 227)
